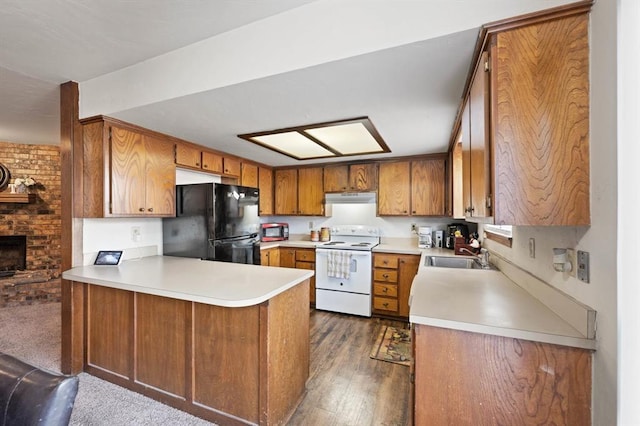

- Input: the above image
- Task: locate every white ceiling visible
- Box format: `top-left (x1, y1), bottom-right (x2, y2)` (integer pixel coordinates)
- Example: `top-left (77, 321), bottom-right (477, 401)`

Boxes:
top-left (0, 0), bottom-right (574, 167)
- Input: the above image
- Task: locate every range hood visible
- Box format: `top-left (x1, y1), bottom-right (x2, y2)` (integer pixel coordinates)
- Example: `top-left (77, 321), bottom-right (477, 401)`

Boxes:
top-left (324, 192), bottom-right (377, 204)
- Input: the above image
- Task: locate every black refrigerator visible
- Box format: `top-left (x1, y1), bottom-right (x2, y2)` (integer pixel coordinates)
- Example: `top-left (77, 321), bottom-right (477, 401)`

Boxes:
top-left (162, 183), bottom-right (261, 264)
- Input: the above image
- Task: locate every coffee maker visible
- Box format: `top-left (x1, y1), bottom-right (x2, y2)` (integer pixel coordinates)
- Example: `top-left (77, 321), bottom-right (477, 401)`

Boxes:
top-left (445, 223), bottom-right (469, 249)
top-left (418, 226), bottom-right (433, 248)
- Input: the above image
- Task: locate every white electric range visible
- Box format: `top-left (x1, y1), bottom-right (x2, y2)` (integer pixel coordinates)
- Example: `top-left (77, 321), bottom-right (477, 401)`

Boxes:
top-left (315, 225), bottom-right (380, 317)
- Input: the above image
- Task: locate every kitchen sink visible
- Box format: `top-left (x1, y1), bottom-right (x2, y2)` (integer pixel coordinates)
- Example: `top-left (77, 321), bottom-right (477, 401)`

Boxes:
top-left (423, 255), bottom-right (483, 269)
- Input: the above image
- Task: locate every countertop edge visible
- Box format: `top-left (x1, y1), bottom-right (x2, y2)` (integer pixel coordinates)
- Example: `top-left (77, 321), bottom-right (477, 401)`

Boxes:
top-left (409, 315), bottom-right (597, 351)
top-left (62, 257), bottom-right (314, 308)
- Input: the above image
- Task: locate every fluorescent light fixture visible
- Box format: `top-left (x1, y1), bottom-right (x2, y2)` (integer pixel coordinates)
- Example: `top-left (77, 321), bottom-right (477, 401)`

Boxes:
top-left (238, 117), bottom-right (389, 160)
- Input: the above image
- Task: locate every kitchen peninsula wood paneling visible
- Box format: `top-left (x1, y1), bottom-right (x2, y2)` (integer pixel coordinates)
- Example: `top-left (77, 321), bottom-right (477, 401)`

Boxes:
top-left (82, 281), bottom-right (310, 426)
top-left (80, 117), bottom-right (175, 217)
top-left (413, 325), bottom-right (592, 425)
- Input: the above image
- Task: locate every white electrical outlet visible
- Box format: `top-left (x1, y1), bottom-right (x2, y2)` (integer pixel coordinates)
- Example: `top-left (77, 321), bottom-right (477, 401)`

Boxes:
top-left (529, 238), bottom-right (535, 258)
top-left (131, 226), bottom-right (141, 242)
top-left (309, 221), bottom-right (314, 230)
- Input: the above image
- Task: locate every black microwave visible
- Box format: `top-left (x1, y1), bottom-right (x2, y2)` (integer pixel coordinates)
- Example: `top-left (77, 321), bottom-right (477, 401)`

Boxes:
top-left (260, 223), bottom-right (289, 241)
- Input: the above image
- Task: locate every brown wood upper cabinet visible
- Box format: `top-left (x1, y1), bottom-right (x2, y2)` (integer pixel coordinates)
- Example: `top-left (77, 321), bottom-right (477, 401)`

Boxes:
top-left (81, 119), bottom-right (176, 217)
top-left (258, 167), bottom-right (274, 215)
top-left (452, 9), bottom-right (591, 225)
top-left (378, 158), bottom-right (446, 216)
top-left (240, 163), bottom-right (258, 188)
top-left (324, 163), bottom-right (378, 192)
top-left (274, 167), bottom-right (324, 216)
top-left (459, 51), bottom-right (491, 220)
top-left (175, 141), bottom-right (240, 177)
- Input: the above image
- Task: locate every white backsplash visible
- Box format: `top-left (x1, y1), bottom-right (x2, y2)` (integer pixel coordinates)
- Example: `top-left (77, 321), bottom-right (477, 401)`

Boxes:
top-left (261, 203), bottom-right (456, 238)
top-left (82, 218), bottom-right (163, 265)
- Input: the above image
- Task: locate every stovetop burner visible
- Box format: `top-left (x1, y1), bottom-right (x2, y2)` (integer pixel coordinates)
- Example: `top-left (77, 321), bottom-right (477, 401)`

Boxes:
top-left (316, 225), bottom-right (380, 251)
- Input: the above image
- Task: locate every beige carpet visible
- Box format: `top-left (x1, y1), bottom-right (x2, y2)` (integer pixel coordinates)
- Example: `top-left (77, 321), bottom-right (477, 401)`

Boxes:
top-left (0, 302), bottom-right (215, 425)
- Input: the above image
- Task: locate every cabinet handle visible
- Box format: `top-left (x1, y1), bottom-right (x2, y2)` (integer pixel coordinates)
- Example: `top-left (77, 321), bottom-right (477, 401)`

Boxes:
top-left (382, 288), bottom-right (388, 293)
top-left (383, 274), bottom-right (389, 279)
top-left (139, 207), bottom-right (145, 212)
top-left (196, 162), bottom-right (200, 166)
top-left (383, 260), bottom-right (389, 265)
top-left (383, 302), bottom-right (389, 307)
top-left (148, 207), bottom-right (153, 212)
top-left (403, 210), bottom-right (408, 213)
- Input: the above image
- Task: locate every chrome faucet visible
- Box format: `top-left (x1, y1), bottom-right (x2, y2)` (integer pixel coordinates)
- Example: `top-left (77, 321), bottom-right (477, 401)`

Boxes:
top-left (458, 247), bottom-right (491, 269)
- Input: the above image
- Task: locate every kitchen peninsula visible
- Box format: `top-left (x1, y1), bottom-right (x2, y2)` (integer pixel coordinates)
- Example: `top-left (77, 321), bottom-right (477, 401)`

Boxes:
top-left (62, 255), bottom-right (313, 426)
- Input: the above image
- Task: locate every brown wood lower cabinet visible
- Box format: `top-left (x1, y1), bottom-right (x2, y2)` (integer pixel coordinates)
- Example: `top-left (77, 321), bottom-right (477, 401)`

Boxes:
top-left (372, 253), bottom-right (419, 319)
top-left (84, 282), bottom-right (310, 425)
top-left (412, 325), bottom-right (592, 425)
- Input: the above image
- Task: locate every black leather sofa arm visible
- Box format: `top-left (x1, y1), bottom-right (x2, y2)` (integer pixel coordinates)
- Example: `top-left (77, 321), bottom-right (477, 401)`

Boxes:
top-left (0, 352), bottom-right (79, 426)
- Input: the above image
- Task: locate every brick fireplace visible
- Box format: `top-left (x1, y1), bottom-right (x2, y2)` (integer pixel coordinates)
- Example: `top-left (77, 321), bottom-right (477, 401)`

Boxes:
top-left (0, 141), bottom-right (61, 307)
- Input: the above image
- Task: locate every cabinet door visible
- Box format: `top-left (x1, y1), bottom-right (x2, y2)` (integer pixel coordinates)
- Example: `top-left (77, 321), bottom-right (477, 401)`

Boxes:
top-left (298, 167), bottom-right (324, 215)
top-left (349, 163), bottom-right (378, 191)
top-left (110, 126), bottom-right (147, 215)
top-left (397, 254), bottom-right (419, 318)
top-left (175, 143), bottom-right (202, 168)
top-left (274, 169), bottom-right (298, 215)
top-left (323, 165), bottom-right (349, 192)
top-left (469, 51), bottom-right (491, 218)
top-left (461, 101), bottom-right (472, 218)
top-left (493, 15), bottom-right (589, 225)
top-left (223, 157), bottom-right (241, 176)
top-left (279, 248), bottom-right (296, 268)
top-left (241, 163), bottom-right (258, 188)
top-left (144, 135), bottom-right (176, 216)
top-left (378, 161), bottom-right (410, 216)
top-left (261, 248), bottom-right (280, 266)
top-left (202, 151), bottom-right (223, 173)
top-left (411, 159), bottom-right (445, 216)
top-left (258, 167), bottom-right (274, 215)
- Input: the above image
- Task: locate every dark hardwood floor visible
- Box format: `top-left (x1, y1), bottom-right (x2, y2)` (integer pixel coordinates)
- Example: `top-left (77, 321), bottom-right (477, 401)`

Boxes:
top-left (288, 309), bottom-right (411, 426)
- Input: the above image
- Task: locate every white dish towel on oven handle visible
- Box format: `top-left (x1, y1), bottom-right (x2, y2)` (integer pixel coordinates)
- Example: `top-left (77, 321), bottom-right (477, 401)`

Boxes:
top-left (327, 251), bottom-right (353, 279)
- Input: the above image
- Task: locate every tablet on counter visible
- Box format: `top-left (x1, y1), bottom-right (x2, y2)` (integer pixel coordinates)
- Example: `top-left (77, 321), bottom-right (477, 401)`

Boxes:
top-left (94, 250), bottom-right (123, 266)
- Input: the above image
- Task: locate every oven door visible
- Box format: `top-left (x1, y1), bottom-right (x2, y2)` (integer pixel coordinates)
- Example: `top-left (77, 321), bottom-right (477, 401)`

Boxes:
top-left (315, 248), bottom-right (372, 317)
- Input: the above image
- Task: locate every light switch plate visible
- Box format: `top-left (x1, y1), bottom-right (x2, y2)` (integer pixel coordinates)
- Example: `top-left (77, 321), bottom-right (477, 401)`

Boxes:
top-left (577, 250), bottom-right (590, 283)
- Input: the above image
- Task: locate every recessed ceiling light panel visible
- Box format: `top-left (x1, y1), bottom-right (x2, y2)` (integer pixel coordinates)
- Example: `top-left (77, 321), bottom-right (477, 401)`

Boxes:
top-left (252, 131), bottom-right (335, 159)
top-left (238, 117), bottom-right (390, 161)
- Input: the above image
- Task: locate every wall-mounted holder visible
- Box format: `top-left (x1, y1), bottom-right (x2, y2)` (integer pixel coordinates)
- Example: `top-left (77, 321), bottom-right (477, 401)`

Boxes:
top-left (553, 248), bottom-right (573, 273)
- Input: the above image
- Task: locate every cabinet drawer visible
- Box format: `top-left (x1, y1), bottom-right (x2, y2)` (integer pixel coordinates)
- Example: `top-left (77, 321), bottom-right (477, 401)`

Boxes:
top-left (373, 283), bottom-right (398, 298)
top-left (373, 269), bottom-right (398, 283)
top-left (373, 297), bottom-right (399, 313)
top-left (295, 250), bottom-right (316, 262)
top-left (374, 254), bottom-right (398, 269)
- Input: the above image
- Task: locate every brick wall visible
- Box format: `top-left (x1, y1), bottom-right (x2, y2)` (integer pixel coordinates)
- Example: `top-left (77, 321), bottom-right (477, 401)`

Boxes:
top-left (0, 141), bottom-right (61, 307)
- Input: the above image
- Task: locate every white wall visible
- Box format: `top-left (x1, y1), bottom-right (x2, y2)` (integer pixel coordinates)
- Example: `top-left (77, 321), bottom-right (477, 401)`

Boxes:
top-left (82, 218), bottom-right (163, 264)
top-left (480, 1), bottom-right (618, 423)
top-left (617, 0), bottom-right (640, 423)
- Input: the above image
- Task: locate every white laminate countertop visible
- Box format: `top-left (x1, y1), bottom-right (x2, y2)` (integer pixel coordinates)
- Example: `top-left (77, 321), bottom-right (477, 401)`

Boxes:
top-left (409, 260), bottom-right (596, 350)
top-left (62, 255), bottom-right (314, 308)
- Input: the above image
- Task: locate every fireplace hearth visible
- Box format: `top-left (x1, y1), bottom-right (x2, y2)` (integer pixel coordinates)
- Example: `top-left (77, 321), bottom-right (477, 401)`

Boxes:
top-left (0, 235), bottom-right (27, 277)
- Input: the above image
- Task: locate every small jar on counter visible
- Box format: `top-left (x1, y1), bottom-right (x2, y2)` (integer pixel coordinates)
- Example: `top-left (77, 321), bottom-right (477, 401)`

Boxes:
top-left (310, 230), bottom-right (319, 242)
top-left (320, 227), bottom-right (331, 242)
